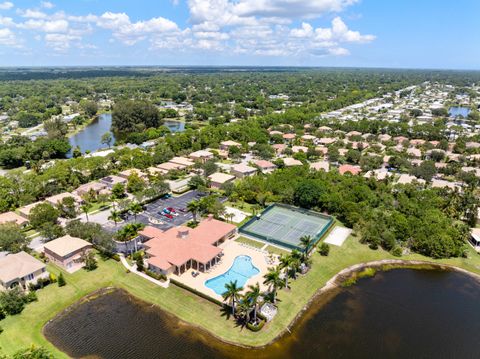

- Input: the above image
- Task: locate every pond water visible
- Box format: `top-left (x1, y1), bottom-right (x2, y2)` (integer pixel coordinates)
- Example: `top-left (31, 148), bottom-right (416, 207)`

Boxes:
top-left (449, 106), bottom-right (471, 118)
top-left (67, 114), bottom-right (185, 157)
top-left (43, 269), bottom-right (480, 359)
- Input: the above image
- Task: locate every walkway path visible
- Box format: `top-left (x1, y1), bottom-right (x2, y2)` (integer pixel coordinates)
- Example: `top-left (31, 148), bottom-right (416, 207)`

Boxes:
top-left (119, 254), bottom-right (170, 288)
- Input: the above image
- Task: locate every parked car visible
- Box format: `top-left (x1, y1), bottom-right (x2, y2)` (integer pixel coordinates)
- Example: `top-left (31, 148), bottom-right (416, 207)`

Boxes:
top-left (160, 212), bottom-right (173, 219)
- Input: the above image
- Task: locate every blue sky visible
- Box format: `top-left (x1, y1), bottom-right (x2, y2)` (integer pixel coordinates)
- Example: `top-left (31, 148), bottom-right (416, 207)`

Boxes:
top-left (0, 0), bottom-right (478, 68)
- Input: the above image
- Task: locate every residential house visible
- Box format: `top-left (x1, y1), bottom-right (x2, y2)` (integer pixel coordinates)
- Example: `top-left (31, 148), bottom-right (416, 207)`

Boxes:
top-left (0, 212), bottom-right (29, 227)
top-left (18, 201), bottom-right (44, 219)
top-left (43, 235), bottom-right (93, 272)
top-left (253, 160), bottom-right (277, 174)
top-left (231, 163), bottom-right (257, 178)
top-left (208, 172), bottom-right (236, 189)
top-left (220, 140), bottom-right (242, 151)
top-left (338, 164), bottom-right (361, 175)
top-left (0, 251), bottom-right (48, 291)
top-left (189, 150), bottom-right (214, 163)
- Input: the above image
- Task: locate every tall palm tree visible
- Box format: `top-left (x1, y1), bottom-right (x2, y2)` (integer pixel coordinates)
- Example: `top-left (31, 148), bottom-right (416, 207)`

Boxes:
top-left (263, 266), bottom-right (284, 304)
top-left (187, 200), bottom-right (200, 223)
top-left (222, 280), bottom-right (243, 315)
top-left (81, 202), bottom-right (93, 222)
top-left (289, 251), bottom-right (302, 279)
top-left (129, 202), bottom-right (143, 222)
top-left (236, 299), bottom-right (252, 324)
top-left (299, 235), bottom-right (314, 259)
top-left (278, 254), bottom-right (292, 289)
top-left (245, 282), bottom-right (261, 324)
top-left (108, 210), bottom-right (121, 227)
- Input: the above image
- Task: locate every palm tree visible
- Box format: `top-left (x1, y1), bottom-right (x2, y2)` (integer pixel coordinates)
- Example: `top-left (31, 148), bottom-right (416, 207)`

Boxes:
top-left (245, 282), bottom-right (261, 324)
top-left (299, 235), bottom-right (314, 259)
top-left (263, 266), bottom-right (284, 304)
top-left (187, 200), bottom-right (200, 223)
top-left (129, 202), bottom-right (143, 222)
top-left (108, 210), bottom-right (121, 227)
top-left (236, 299), bottom-right (252, 324)
top-left (289, 251), bottom-right (302, 279)
top-left (81, 202), bottom-right (93, 222)
top-left (279, 254), bottom-right (292, 289)
top-left (222, 280), bottom-right (243, 315)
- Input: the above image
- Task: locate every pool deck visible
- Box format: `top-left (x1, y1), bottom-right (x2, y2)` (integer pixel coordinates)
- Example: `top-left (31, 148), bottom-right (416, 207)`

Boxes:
top-left (170, 238), bottom-right (277, 301)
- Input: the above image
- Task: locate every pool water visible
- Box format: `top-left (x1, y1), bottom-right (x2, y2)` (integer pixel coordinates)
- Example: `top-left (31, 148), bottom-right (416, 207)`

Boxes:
top-left (205, 255), bottom-right (260, 296)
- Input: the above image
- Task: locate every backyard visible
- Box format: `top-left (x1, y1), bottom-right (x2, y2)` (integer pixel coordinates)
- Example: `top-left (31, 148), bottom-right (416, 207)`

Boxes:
top-left (1, 236), bottom-right (480, 357)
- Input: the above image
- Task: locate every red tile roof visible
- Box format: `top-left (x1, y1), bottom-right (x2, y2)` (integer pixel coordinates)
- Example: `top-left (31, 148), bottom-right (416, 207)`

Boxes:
top-left (143, 217), bottom-right (236, 271)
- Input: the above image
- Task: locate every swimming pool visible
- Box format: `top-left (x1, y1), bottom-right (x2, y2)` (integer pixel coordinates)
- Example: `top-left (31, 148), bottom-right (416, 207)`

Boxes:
top-left (205, 255), bottom-right (260, 296)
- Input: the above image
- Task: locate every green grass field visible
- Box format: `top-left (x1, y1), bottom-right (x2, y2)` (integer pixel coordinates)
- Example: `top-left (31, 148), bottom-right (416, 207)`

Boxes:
top-left (1, 236), bottom-right (480, 357)
top-left (235, 236), bottom-right (265, 249)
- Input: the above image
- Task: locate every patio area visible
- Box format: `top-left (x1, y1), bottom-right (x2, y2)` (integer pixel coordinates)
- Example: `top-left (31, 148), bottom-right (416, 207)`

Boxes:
top-left (170, 238), bottom-right (277, 301)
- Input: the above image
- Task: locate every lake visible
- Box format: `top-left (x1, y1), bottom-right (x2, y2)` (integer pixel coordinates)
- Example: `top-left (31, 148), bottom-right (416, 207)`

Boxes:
top-left (67, 114), bottom-right (185, 157)
top-left (43, 269), bottom-right (480, 359)
top-left (449, 106), bottom-right (471, 118)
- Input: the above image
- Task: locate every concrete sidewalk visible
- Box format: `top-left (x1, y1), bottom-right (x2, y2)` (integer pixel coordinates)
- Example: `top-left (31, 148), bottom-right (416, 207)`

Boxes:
top-left (119, 254), bottom-right (169, 288)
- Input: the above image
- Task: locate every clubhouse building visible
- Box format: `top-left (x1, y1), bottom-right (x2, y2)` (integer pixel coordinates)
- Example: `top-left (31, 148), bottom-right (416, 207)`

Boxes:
top-left (140, 216), bottom-right (237, 276)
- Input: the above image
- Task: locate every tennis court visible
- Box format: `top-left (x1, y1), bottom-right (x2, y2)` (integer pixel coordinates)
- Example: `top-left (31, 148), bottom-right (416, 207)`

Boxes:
top-left (239, 204), bottom-right (333, 251)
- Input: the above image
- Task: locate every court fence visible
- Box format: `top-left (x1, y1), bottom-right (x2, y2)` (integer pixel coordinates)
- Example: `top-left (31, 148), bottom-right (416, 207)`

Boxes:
top-left (239, 203), bottom-right (334, 251)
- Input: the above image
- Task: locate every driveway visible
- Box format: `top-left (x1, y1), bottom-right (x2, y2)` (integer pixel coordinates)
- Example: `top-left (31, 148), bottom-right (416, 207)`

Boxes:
top-left (103, 190), bottom-right (216, 232)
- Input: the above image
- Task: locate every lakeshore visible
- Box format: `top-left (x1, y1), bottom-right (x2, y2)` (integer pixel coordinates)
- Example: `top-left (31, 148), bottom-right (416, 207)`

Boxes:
top-left (1, 236), bottom-right (480, 357)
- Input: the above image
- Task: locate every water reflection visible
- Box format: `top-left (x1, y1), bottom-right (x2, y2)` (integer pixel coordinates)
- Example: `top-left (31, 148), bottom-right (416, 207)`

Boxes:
top-left (44, 269), bottom-right (480, 359)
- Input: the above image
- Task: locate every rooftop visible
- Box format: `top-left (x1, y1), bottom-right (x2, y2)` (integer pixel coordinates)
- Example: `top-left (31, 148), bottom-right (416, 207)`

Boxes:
top-left (0, 251), bottom-right (46, 284)
top-left (43, 235), bottom-right (91, 257)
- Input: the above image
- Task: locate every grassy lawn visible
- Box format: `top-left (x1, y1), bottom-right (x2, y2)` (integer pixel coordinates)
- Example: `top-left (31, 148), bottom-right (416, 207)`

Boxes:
top-left (1, 237), bottom-right (480, 357)
top-left (235, 236), bottom-right (265, 249)
top-left (224, 200), bottom-right (255, 214)
top-left (265, 245), bottom-right (290, 256)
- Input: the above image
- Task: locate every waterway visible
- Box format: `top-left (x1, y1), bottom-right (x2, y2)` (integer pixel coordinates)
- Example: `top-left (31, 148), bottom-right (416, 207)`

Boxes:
top-left (449, 106), bottom-right (471, 118)
top-left (43, 269), bottom-right (480, 358)
top-left (67, 113), bottom-right (185, 157)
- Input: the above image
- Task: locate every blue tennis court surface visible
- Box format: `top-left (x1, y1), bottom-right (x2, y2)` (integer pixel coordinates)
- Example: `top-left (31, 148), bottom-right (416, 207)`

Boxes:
top-left (239, 204), bottom-right (333, 250)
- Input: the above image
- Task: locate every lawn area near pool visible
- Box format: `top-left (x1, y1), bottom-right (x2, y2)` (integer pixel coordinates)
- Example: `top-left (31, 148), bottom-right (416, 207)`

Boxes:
top-left (1, 237), bottom-right (480, 357)
top-left (235, 236), bottom-right (265, 249)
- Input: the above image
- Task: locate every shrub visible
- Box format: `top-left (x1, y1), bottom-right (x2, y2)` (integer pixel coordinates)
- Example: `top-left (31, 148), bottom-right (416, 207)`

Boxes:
top-left (58, 273), bottom-right (66, 287)
top-left (246, 319), bottom-right (266, 332)
top-left (391, 246), bottom-right (403, 257)
top-left (318, 243), bottom-right (330, 256)
top-left (0, 288), bottom-right (26, 315)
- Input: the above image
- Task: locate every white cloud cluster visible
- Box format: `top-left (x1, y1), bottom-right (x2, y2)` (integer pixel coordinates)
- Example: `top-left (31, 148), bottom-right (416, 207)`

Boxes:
top-left (0, 2), bottom-right (13, 11)
top-left (0, 0), bottom-right (375, 59)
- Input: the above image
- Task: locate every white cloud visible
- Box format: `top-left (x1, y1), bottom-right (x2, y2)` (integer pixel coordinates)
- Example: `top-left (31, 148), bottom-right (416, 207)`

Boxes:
top-left (0, 2), bottom-right (13, 10)
top-left (20, 19), bottom-right (69, 33)
top-left (233, 0), bottom-right (358, 18)
top-left (0, 27), bottom-right (17, 46)
top-left (290, 22), bottom-right (313, 38)
top-left (19, 9), bottom-right (47, 19)
top-left (0, 15), bottom-right (14, 26)
top-left (97, 12), bottom-right (180, 45)
top-left (44, 32), bottom-right (80, 51)
top-left (41, 1), bottom-right (54, 9)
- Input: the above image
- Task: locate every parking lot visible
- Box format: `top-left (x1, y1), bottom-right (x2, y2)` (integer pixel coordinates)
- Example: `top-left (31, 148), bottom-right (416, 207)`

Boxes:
top-left (105, 190), bottom-right (213, 232)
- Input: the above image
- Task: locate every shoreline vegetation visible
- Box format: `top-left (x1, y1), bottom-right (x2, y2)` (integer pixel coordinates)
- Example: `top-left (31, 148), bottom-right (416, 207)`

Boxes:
top-left (1, 236), bottom-right (480, 357)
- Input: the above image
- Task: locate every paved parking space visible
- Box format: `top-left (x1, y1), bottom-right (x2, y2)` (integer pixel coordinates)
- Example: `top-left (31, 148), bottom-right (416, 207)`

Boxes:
top-left (105, 190), bottom-right (222, 232)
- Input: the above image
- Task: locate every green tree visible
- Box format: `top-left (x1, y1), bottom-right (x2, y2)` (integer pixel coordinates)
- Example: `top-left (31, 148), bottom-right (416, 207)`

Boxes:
top-left (245, 282), bottom-right (261, 324)
top-left (222, 280), bottom-right (243, 315)
top-left (29, 203), bottom-right (59, 229)
top-left (12, 345), bottom-right (54, 359)
top-left (101, 132), bottom-right (113, 148)
top-left (82, 251), bottom-right (97, 271)
top-left (57, 272), bottom-right (66, 287)
top-left (187, 200), bottom-right (201, 223)
top-left (0, 223), bottom-right (28, 253)
top-left (263, 266), bottom-right (284, 304)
